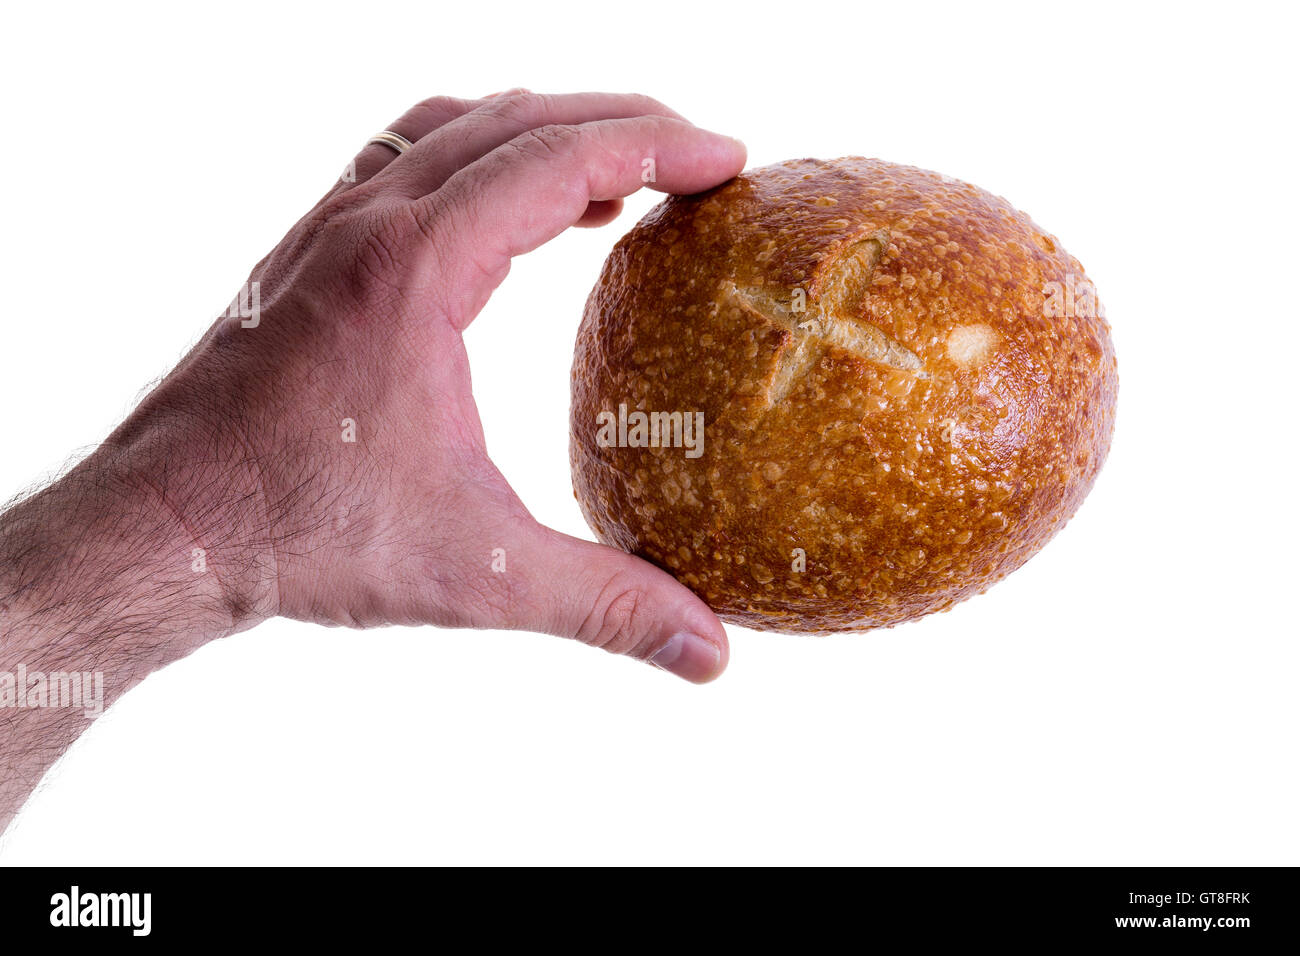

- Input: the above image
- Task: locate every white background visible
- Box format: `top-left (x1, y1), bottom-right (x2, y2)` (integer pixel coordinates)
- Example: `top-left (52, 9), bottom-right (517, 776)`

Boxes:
top-left (0, 0), bottom-right (1296, 865)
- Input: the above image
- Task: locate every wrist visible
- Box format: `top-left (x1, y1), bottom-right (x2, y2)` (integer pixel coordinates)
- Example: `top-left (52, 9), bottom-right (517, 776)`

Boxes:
top-left (0, 420), bottom-right (275, 660)
top-left (104, 402), bottom-right (281, 641)
top-left (0, 361), bottom-right (278, 830)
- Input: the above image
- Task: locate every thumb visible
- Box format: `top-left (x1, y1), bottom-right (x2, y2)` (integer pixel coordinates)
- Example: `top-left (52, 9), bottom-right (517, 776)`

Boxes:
top-left (507, 524), bottom-right (729, 683)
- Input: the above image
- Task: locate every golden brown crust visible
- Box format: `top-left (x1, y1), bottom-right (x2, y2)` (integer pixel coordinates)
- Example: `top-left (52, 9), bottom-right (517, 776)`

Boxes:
top-left (570, 158), bottom-right (1117, 633)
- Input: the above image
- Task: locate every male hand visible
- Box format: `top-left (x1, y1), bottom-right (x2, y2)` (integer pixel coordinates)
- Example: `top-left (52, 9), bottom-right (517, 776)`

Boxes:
top-left (0, 91), bottom-right (743, 827)
top-left (130, 90), bottom-right (744, 677)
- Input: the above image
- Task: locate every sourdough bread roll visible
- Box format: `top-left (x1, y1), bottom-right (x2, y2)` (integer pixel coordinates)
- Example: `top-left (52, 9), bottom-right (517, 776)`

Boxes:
top-left (569, 158), bottom-right (1117, 633)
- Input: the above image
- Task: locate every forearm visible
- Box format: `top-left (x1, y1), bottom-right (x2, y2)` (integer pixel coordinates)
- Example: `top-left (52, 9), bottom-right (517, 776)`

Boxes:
top-left (0, 428), bottom-right (265, 829)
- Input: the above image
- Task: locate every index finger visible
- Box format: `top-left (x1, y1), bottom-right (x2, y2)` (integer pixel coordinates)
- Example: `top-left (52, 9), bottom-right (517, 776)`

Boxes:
top-left (413, 116), bottom-right (746, 328)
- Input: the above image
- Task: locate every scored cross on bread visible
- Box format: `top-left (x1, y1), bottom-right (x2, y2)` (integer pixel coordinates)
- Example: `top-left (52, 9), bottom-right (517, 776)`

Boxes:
top-left (570, 157), bottom-right (1117, 633)
top-left (725, 229), bottom-right (925, 406)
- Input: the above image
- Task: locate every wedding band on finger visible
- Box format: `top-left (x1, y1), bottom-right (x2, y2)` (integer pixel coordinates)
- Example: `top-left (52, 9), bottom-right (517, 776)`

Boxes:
top-left (367, 131), bottom-right (415, 155)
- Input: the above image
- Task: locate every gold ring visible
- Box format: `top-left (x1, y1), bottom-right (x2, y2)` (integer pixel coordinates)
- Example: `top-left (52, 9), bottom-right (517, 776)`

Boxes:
top-left (367, 131), bottom-right (415, 155)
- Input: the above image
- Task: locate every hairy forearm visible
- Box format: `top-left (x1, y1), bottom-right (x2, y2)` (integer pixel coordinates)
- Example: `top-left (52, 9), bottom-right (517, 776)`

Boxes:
top-left (0, 424), bottom-right (267, 829)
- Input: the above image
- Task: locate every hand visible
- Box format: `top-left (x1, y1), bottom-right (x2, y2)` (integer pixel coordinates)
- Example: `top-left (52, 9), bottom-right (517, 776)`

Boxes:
top-left (108, 91), bottom-right (744, 680)
top-left (0, 90), bottom-right (745, 827)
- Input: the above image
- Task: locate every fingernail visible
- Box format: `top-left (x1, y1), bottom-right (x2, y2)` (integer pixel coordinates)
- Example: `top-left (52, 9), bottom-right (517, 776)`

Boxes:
top-left (650, 631), bottom-right (721, 683)
top-left (484, 87), bottom-right (530, 98)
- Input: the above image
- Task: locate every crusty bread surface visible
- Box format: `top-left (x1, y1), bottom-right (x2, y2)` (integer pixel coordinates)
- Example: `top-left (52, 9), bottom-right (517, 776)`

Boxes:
top-left (570, 157), bottom-right (1117, 633)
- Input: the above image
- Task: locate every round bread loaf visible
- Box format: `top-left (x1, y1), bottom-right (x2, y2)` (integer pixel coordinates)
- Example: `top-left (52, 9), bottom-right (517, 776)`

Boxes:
top-left (569, 157), bottom-right (1117, 633)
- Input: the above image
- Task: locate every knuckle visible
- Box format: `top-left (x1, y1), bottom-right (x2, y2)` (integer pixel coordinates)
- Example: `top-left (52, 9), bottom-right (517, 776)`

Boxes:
top-left (310, 199), bottom-right (415, 302)
top-left (325, 182), bottom-right (378, 216)
top-left (510, 123), bottom-right (581, 160)
top-left (484, 89), bottom-right (548, 120)
top-left (309, 182), bottom-right (384, 237)
top-left (579, 574), bottom-right (657, 657)
top-left (411, 94), bottom-right (472, 125)
top-left (455, 104), bottom-right (513, 140)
